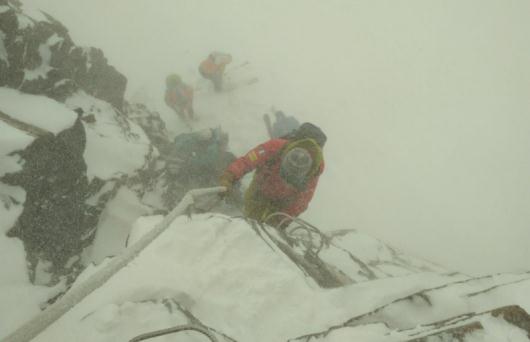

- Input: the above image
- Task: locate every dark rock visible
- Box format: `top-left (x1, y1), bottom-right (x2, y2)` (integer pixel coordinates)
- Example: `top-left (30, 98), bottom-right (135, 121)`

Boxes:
top-left (123, 102), bottom-right (172, 155)
top-left (0, 1), bottom-right (127, 109)
top-left (81, 113), bottom-right (96, 124)
top-left (2, 117), bottom-right (91, 285)
top-left (0, 2), bottom-right (160, 287)
top-left (491, 305), bottom-right (530, 338)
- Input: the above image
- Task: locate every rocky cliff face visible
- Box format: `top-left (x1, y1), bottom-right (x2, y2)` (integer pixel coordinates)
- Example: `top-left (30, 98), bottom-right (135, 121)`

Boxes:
top-left (0, 0), bottom-right (126, 110)
top-left (0, 0), bottom-right (173, 286)
top-left (2, 116), bottom-right (89, 284)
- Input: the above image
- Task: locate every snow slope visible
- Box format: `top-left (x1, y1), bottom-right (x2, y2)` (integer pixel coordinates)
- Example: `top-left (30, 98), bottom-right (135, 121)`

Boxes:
top-left (27, 214), bottom-right (530, 342)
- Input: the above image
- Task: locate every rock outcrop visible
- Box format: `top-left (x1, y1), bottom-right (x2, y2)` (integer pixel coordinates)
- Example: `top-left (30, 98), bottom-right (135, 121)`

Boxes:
top-left (0, 1), bottom-right (169, 286)
top-left (0, 0), bottom-right (126, 110)
top-left (2, 116), bottom-right (89, 284)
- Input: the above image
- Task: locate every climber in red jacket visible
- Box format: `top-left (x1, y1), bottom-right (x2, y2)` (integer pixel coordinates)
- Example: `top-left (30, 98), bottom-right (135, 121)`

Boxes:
top-left (164, 74), bottom-right (194, 121)
top-left (220, 123), bottom-right (326, 227)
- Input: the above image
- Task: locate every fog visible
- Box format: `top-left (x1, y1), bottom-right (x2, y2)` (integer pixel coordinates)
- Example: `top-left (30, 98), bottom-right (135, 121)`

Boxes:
top-left (23, 0), bottom-right (530, 275)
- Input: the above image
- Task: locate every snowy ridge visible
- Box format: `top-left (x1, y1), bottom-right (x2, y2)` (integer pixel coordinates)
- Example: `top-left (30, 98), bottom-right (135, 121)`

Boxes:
top-left (295, 305), bottom-right (530, 342)
top-left (22, 213), bottom-right (530, 342)
top-left (243, 217), bottom-right (445, 288)
top-left (292, 272), bottom-right (530, 341)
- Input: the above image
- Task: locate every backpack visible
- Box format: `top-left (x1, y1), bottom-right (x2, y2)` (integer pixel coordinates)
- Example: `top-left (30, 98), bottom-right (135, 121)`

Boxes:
top-left (282, 122), bottom-right (327, 148)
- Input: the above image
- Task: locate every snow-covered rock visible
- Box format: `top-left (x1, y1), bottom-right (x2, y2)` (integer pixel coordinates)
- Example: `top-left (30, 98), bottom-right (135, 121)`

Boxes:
top-left (0, 82), bottom-right (168, 342)
top-left (22, 214), bottom-right (530, 342)
top-left (0, 0), bottom-right (173, 291)
top-left (293, 273), bottom-right (530, 341)
top-left (123, 102), bottom-right (172, 156)
top-left (64, 92), bottom-right (152, 182)
top-left (0, 0), bottom-right (126, 109)
top-left (0, 87), bottom-right (82, 282)
top-left (0, 88), bottom-right (164, 288)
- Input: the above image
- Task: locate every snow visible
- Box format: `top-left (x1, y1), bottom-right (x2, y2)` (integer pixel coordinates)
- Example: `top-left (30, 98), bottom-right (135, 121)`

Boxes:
top-left (0, 89), bottom-right (78, 338)
top-left (0, 185), bottom-right (25, 229)
top-left (473, 314), bottom-right (530, 342)
top-left (0, 124), bottom-right (33, 176)
top-left (19, 213), bottom-right (528, 342)
top-left (53, 79), bottom-right (69, 87)
top-left (0, 87), bottom-right (77, 134)
top-left (15, 13), bottom-right (34, 30)
top-left (126, 215), bottom-right (163, 247)
top-left (88, 186), bottom-right (152, 263)
top-left (322, 324), bottom-right (391, 342)
top-left (0, 281), bottom-right (62, 340)
top-left (0, 184), bottom-right (26, 281)
top-left (0, 87), bottom-right (77, 176)
top-left (26, 214), bottom-right (439, 341)
top-left (45, 33), bottom-right (63, 48)
top-left (65, 92), bottom-right (151, 181)
top-left (24, 37), bottom-right (55, 81)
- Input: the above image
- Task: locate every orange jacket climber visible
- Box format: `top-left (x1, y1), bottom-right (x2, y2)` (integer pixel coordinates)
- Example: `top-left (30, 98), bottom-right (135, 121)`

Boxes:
top-left (199, 52), bottom-right (232, 91)
top-left (165, 74), bottom-right (194, 120)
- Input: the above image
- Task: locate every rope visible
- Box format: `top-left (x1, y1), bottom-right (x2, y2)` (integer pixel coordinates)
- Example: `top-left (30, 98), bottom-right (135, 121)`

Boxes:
top-left (3, 186), bottom-right (226, 342)
top-left (263, 212), bottom-right (327, 254)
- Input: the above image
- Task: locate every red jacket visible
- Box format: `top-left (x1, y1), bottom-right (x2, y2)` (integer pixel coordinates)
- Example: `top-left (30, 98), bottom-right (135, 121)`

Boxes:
top-left (165, 84), bottom-right (193, 109)
top-left (226, 139), bottom-right (324, 217)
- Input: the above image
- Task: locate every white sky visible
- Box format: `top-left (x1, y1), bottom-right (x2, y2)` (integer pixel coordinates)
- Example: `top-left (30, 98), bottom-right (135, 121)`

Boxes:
top-left (21, 0), bottom-right (530, 275)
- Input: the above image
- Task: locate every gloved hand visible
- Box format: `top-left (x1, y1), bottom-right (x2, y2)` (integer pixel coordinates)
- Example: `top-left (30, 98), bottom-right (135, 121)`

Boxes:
top-left (219, 171), bottom-right (235, 199)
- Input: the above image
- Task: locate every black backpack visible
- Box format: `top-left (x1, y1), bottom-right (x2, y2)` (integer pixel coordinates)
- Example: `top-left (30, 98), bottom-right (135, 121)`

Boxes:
top-left (282, 122), bottom-right (327, 147)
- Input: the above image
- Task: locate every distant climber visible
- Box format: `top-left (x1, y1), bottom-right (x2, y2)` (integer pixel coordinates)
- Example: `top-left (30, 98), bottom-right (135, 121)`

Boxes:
top-left (165, 127), bottom-right (236, 206)
top-left (219, 123), bottom-right (326, 228)
top-left (199, 52), bottom-right (232, 92)
top-left (164, 74), bottom-right (194, 121)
